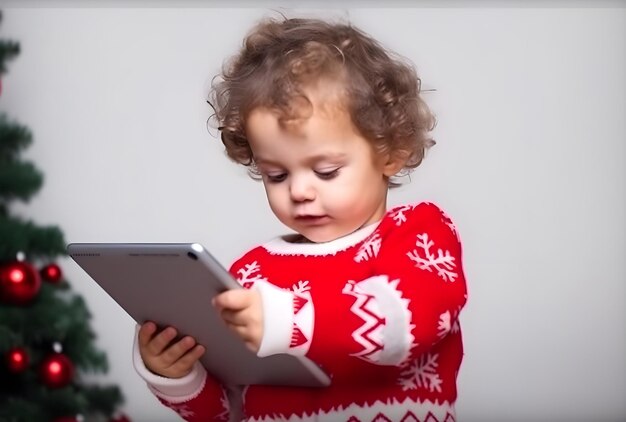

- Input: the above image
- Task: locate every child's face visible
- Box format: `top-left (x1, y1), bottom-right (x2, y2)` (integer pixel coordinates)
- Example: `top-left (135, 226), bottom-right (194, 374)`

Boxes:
top-left (246, 88), bottom-right (395, 243)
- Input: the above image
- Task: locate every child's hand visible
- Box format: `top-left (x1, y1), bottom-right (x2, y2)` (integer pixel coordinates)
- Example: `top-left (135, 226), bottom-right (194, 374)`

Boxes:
top-left (213, 289), bottom-right (263, 353)
top-left (138, 321), bottom-right (206, 379)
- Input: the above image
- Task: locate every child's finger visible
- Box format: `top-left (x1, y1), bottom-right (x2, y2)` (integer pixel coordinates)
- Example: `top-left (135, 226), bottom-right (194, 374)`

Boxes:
top-left (226, 323), bottom-right (250, 340)
top-left (160, 336), bottom-right (197, 367)
top-left (225, 320), bottom-right (262, 348)
top-left (171, 344), bottom-right (206, 373)
top-left (146, 326), bottom-right (178, 355)
top-left (214, 290), bottom-right (252, 311)
top-left (220, 309), bottom-right (247, 326)
top-left (138, 321), bottom-right (157, 347)
top-left (244, 341), bottom-right (258, 353)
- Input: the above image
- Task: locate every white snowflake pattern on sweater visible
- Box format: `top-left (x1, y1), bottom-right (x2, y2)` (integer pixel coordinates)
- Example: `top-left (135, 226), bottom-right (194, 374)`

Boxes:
top-left (354, 232), bottom-right (382, 262)
top-left (406, 233), bottom-right (457, 282)
top-left (398, 353), bottom-right (443, 393)
top-left (437, 311), bottom-right (451, 339)
top-left (236, 261), bottom-right (269, 288)
top-left (391, 204), bottom-right (416, 226)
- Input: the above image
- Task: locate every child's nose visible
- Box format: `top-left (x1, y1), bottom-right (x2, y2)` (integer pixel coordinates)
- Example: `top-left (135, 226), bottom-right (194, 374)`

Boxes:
top-left (289, 177), bottom-right (315, 202)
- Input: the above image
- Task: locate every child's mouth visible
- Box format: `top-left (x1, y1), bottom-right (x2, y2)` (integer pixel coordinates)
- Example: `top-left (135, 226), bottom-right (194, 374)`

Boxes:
top-left (295, 215), bottom-right (330, 225)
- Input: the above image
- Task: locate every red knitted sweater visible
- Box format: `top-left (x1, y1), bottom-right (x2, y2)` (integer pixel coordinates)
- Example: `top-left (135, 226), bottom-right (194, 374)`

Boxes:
top-left (135, 202), bottom-right (467, 422)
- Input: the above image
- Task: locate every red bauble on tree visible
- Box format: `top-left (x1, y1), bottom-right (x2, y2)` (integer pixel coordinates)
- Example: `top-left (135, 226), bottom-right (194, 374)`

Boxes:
top-left (40, 263), bottom-right (63, 284)
top-left (0, 261), bottom-right (41, 305)
top-left (6, 346), bottom-right (29, 373)
top-left (109, 413), bottom-right (131, 422)
top-left (40, 353), bottom-right (74, 388)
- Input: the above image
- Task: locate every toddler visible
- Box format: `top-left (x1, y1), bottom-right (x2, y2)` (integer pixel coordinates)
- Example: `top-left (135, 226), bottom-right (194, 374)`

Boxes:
top-left (133, 16), bottom-right (467, 422)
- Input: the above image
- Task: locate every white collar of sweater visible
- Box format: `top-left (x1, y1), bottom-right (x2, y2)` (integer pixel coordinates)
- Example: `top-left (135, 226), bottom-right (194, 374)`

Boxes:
top-left (262, 221), bottom-right (380, 256)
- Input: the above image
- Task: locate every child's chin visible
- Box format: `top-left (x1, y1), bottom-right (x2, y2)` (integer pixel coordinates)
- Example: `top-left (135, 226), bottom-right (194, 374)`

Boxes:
top-left (300, 227), bottom-right (349, 244)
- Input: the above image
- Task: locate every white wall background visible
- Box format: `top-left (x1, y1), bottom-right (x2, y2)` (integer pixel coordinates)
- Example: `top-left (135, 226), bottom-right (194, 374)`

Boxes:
top-left (0, 4), bottom-right (624, 422)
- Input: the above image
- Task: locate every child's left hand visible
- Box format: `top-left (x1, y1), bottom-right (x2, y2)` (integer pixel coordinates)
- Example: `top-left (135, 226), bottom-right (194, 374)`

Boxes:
top-left (213, 289), bottom-right (263, 353)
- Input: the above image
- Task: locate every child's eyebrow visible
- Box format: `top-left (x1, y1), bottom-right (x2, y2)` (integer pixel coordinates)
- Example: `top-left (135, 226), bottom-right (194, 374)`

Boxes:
top-left (253, 157), bottom-right (281, 167)
top-left (303, 153), bottom-right (347, 166)
top-left (255, 153), bottom-right (347, 167)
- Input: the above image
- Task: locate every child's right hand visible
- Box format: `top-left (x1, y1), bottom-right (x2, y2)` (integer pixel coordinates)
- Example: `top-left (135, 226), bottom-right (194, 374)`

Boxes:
top-left (138, 321), bottom-right (206, 379)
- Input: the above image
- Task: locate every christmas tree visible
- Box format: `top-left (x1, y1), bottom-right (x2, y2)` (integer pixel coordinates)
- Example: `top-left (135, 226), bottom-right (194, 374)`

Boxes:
top-left (0, 11), bottom-right (129, 422)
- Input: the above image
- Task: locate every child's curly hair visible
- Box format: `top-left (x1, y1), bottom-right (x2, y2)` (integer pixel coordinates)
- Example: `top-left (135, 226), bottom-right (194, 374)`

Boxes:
top-left (208, 16), bottom-right (436, 183)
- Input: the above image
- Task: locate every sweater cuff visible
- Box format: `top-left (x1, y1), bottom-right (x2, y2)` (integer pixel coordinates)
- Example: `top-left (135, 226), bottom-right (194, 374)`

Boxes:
top-left (255, 281), bottom-right (295, 357)
top-left (132, 325), bottom-right (207, 402)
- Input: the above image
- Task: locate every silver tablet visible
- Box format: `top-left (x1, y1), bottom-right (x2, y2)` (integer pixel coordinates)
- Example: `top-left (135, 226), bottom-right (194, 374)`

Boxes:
top-left (67, 243), bottom-right (330, 388)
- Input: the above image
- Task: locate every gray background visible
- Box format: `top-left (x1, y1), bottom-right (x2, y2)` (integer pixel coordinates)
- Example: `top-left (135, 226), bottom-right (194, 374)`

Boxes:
top-left (0, 4), bottom-right (624, 422)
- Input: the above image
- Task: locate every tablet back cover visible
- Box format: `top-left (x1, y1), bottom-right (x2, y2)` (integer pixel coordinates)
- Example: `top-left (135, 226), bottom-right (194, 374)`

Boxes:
top-left (67, 243), bottom-right (329, 388)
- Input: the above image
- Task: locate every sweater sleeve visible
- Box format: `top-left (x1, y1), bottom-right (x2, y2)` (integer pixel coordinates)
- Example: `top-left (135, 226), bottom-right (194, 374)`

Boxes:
top-left (132, 325), bottom-right (231, 421)
top-left (309, 202), bottom-right (468, 367)
top-left (228, 252), bottom-right (299, 358)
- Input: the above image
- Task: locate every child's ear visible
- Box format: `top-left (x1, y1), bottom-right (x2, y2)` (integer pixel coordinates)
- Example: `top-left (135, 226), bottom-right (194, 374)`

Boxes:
top-left (381, 151), bottom-right (409, 177)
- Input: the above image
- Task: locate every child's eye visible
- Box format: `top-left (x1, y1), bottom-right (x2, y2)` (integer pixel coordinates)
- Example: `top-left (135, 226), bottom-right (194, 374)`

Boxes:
top-left (266, 173), bottom-right (288, 183)
top-left (314, 168), bottom-right (340, 180)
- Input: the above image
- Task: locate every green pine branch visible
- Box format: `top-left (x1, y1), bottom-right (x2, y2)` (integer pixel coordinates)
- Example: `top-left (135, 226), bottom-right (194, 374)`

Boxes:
top-left (0, 40), bottom-right (20, 74)
top-left (0, 382), bottom-right (123, 421)
top-left (0, 11), bottom-right (126, 420)
top-left (0, 284), bottom-right (105, 370)
top-left (0, 11), bottom-right (20, 75)
top-left (0, 115), bottom-right (44, 204)
top-left (82, 384), bottom-right (125, 417)
top-left (0, 113), bottom-right (34, 161)
top-left (0, 397), bottom-right (47, 422)
top-left (0, 160), bottom-right (43, 203)
top-left (0, 215), bottom-right (66, 262)
top-left (0, 281), bottom-right (124, 420)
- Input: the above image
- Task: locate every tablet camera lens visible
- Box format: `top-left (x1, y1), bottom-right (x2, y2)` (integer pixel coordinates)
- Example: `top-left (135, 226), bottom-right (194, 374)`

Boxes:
top-left (187, 252), bottom-right (198, 261)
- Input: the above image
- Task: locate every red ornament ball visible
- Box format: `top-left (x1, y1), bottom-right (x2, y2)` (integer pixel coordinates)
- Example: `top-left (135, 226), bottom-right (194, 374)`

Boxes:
top-left (6, 347), bottom-right (29, 373)
top-left (40, 353), bottom-right (74, 388)
top-left (0, 261), bottom-right (41, 305)
top-left (109, 414), bottom-right (131, 422)
top-left (41, 263), bottom-right (63, 283)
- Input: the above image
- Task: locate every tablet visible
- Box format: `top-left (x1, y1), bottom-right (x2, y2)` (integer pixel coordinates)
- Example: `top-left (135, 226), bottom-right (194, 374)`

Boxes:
top-left (67, 243), bottom-right (330, 388)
